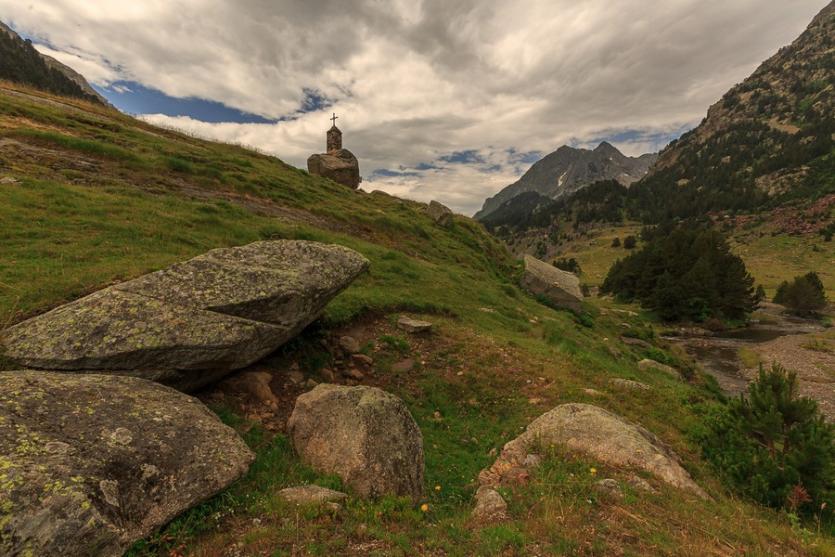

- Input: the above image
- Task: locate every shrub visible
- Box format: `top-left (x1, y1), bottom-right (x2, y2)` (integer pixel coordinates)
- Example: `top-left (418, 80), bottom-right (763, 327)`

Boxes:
top-left (773, 272), bottom-right (827, 315)
top-left (697, 363), bottom-right (834, 515)
top-left (755, 285), bottom-right (767, 305)
top-left (611, 237), bottom-right (621, 248)
top-left (553, 257), bottom-right (581, 275)
top-left (601, 224), bottom-right (756, 322)
top-left (623, 235), bottom-right (637, 249)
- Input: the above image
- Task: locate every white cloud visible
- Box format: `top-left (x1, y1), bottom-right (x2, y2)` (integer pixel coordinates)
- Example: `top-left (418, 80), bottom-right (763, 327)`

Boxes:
top-left (1, 0), bottom-right (828, 214)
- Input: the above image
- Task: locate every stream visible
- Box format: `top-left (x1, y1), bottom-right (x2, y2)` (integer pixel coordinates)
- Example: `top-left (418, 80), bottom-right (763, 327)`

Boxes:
top-left (663, 305), bottom-right (826, 397)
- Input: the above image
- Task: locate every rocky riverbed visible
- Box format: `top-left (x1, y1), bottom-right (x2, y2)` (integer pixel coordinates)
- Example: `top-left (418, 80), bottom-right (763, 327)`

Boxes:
top-left (665, 303), bottom-right (834, 420)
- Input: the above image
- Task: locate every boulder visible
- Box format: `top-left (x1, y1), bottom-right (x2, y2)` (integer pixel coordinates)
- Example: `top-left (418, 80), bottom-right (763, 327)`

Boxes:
top-left (278, 485), bottom-right (347, 506)
top-left (307, 149), bottom-right (361, 189)
top-left (2, 241), bottom-right (369, 391)
top-left (397, 316), bottom-right (432, 334)
top-left (521, 255), bottom-right (583, 312)
top-left (338, 335), bottom-right (361, 354)
top-left (426, 200), bottom-right (453, 226)
top-left (479, 403), bottom-right (705, 497)
top-left (638, 358), bottom-right (679, 378)
top-left (0, 371), bottom-right (254, 557)
top-left (287, 384), bottom-right (424, 499)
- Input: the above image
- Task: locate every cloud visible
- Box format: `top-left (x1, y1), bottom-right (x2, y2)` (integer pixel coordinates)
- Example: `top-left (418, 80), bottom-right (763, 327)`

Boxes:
top-left (1, 0), bottom-right (828, 214)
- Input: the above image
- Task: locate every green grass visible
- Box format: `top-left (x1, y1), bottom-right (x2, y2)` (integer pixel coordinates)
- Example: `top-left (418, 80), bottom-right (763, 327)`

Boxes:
top-left (1, 83), bottom-right (833, 556)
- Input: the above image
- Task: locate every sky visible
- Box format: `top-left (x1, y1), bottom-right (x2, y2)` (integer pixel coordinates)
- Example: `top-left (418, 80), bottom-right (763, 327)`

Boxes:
top-left (1, 0), bottom-right (828, 215)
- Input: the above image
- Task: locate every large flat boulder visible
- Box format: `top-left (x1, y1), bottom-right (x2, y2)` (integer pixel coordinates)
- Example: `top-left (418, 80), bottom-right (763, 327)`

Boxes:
top-left (2, 241), bottom-right (368, 391)
top-left (521, 255), bottom-right (583, 312)
top-left (479, 403), bottom-right (705, 497)
top-left (307, 149), bottom-right (361, 189)
top-left (287, 384), bottom-right (424, 499)
top-left (0, 371), bottom-right (254, 557)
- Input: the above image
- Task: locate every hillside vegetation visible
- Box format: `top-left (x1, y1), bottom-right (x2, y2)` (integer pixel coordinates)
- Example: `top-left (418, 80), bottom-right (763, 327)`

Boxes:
top-left (1, 83), bottom-right (833, 555)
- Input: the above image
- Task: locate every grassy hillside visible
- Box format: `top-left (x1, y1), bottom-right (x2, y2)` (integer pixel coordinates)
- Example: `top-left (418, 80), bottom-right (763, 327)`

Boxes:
top-left (548, 221), bottom-right (835, 298)
top-left (1, 83), bottom-right (832, 555)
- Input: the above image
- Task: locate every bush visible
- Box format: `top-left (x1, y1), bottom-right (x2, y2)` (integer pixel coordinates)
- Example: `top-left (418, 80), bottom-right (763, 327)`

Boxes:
top-left (611, 237), bottom-right (621, 248)
top-left (601, 224), bottom-right (756, 322)
top-left (755, 285), bottom-right (766, 305)
top-left (623, 235), bottom-right (637, 249)
top-left (773, 272), bottom-right (827, 315)
top-left (553, 257), bottom-right (581, 275)
top-left (697, 363), bottom-right (834, 515)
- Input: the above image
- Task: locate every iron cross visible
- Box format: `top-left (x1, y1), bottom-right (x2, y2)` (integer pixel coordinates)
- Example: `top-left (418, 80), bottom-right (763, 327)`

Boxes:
top-left (330, 113), bottom-right (338, 125)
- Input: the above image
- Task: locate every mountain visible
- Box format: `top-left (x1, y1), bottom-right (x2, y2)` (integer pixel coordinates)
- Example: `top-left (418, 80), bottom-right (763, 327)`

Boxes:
top-left (629, 0), bottom-right (834, 220)
top-left (0, 20), bottom-right (105, 104)
top-left (475, 142), bottom-right (656, 219)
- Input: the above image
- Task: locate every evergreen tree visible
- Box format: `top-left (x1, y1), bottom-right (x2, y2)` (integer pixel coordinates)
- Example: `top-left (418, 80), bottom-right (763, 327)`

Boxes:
top-left (602, 225), bottom-right (755, 321)
top-left (698, 363), bottom-right (835, 514)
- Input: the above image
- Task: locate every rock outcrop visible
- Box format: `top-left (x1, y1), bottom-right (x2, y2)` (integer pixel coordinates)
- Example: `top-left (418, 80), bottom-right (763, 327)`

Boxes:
top-left (287, 384), bottom-right (424, 499)
top-left (307, 149), bottom-right (361, 189)
top-left (2, 241), bottom-right (369, 391)
top-left (479, 403), bottom-right (705, 497)
top-left (521, 255), bottom-right (583, 312)
top-left (638, 358), bottom-right (679, 378)
top-left (0, 371), bottom-right (254, 557)
top-left (426, 200), bottom-right (453, 226)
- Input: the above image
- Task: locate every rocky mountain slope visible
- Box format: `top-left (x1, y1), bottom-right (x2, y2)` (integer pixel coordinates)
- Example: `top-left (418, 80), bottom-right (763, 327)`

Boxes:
top-left (475, 142), bottom-right (656, 219)
top-left (0, 20), bottom-right (105, 104)
top-left (631, 0), bottom-right (834, 219)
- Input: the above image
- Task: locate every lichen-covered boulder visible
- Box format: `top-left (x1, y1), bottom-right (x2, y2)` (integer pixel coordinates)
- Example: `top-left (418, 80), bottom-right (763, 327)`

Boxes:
top-left (307, 149), bottom-right (361, 189)
top-left (2, 241), bottom-right (369, 391)
top-left (521, 255), bottom-right (583, 312)
top-left (479, 403), bottom-right (705, 497)
top-left (287, 384), bottom-right (424, 499)
top-left (0, 371), bottom-right (254, 557)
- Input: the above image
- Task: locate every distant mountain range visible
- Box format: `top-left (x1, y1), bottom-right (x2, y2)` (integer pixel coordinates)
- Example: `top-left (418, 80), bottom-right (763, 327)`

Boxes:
top-left (475, 142), bottom-right (656, 219)
top-left (0, 20), bottom-right (105, 104)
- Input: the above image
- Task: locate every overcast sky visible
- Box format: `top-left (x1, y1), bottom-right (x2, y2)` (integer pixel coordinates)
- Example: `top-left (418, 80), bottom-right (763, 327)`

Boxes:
top-left (1, 0), bottom-right (827, 214)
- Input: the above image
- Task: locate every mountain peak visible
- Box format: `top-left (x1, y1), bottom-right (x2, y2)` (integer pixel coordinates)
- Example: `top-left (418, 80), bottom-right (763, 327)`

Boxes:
top-left (475, 142), bottom-right (656, 219)
top-left (594, 141), bottom-right (620, 155)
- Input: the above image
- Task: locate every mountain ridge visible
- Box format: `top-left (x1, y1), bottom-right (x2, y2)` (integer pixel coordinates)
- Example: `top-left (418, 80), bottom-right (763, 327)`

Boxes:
top-left (0, 20), bottom-right (105, 104)
top-left (475, 141), bottom-right (656, 219)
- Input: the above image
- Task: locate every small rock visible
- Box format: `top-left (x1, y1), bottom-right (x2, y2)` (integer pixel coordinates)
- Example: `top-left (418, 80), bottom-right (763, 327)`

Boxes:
top-left (226, 371), bottom-right (279, 409)
top-left (391, 358), bottom-right (415, 373)
top-left (583, 388), bottom-right (604, 397)
top-left (288, 369), bottom-right (305, 385)
top-left (472, 486), bottom-right (508, 522)
top-left (609, 378), bottom-right (651, 391)
top-left (595, 478), bottom-right (623, 498)
top-left (523, 453), bottom-right (543, 468)
top-left (319, 367), bottom-right (336, 382)
top-left (338, 335), bottom-right (361, 354)
top-left (606, 345), bottom-right (622, 358)
top-left (344, 367), bottom-right (365, 380)
top-left (397, 316), bottom-right (433, 334)
top-left (626, 474), bottom-right (655, 493)
top-left (0, 176), bottom-right (19, 185)
top-left (351, 353), bottom-right (374, 370)
top-left (278, 485), bottom-right (348, 505)
top-left (620, 336), bottom-right (652, 349)
top-left (638, 359), bottom-right (679, 378)
top-left (305, 378), bottom-right (319, 389)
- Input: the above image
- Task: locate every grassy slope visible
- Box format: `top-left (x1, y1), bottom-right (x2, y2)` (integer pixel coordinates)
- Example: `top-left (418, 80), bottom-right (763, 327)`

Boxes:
top-left (0, 83), bottom-right (832, 556)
